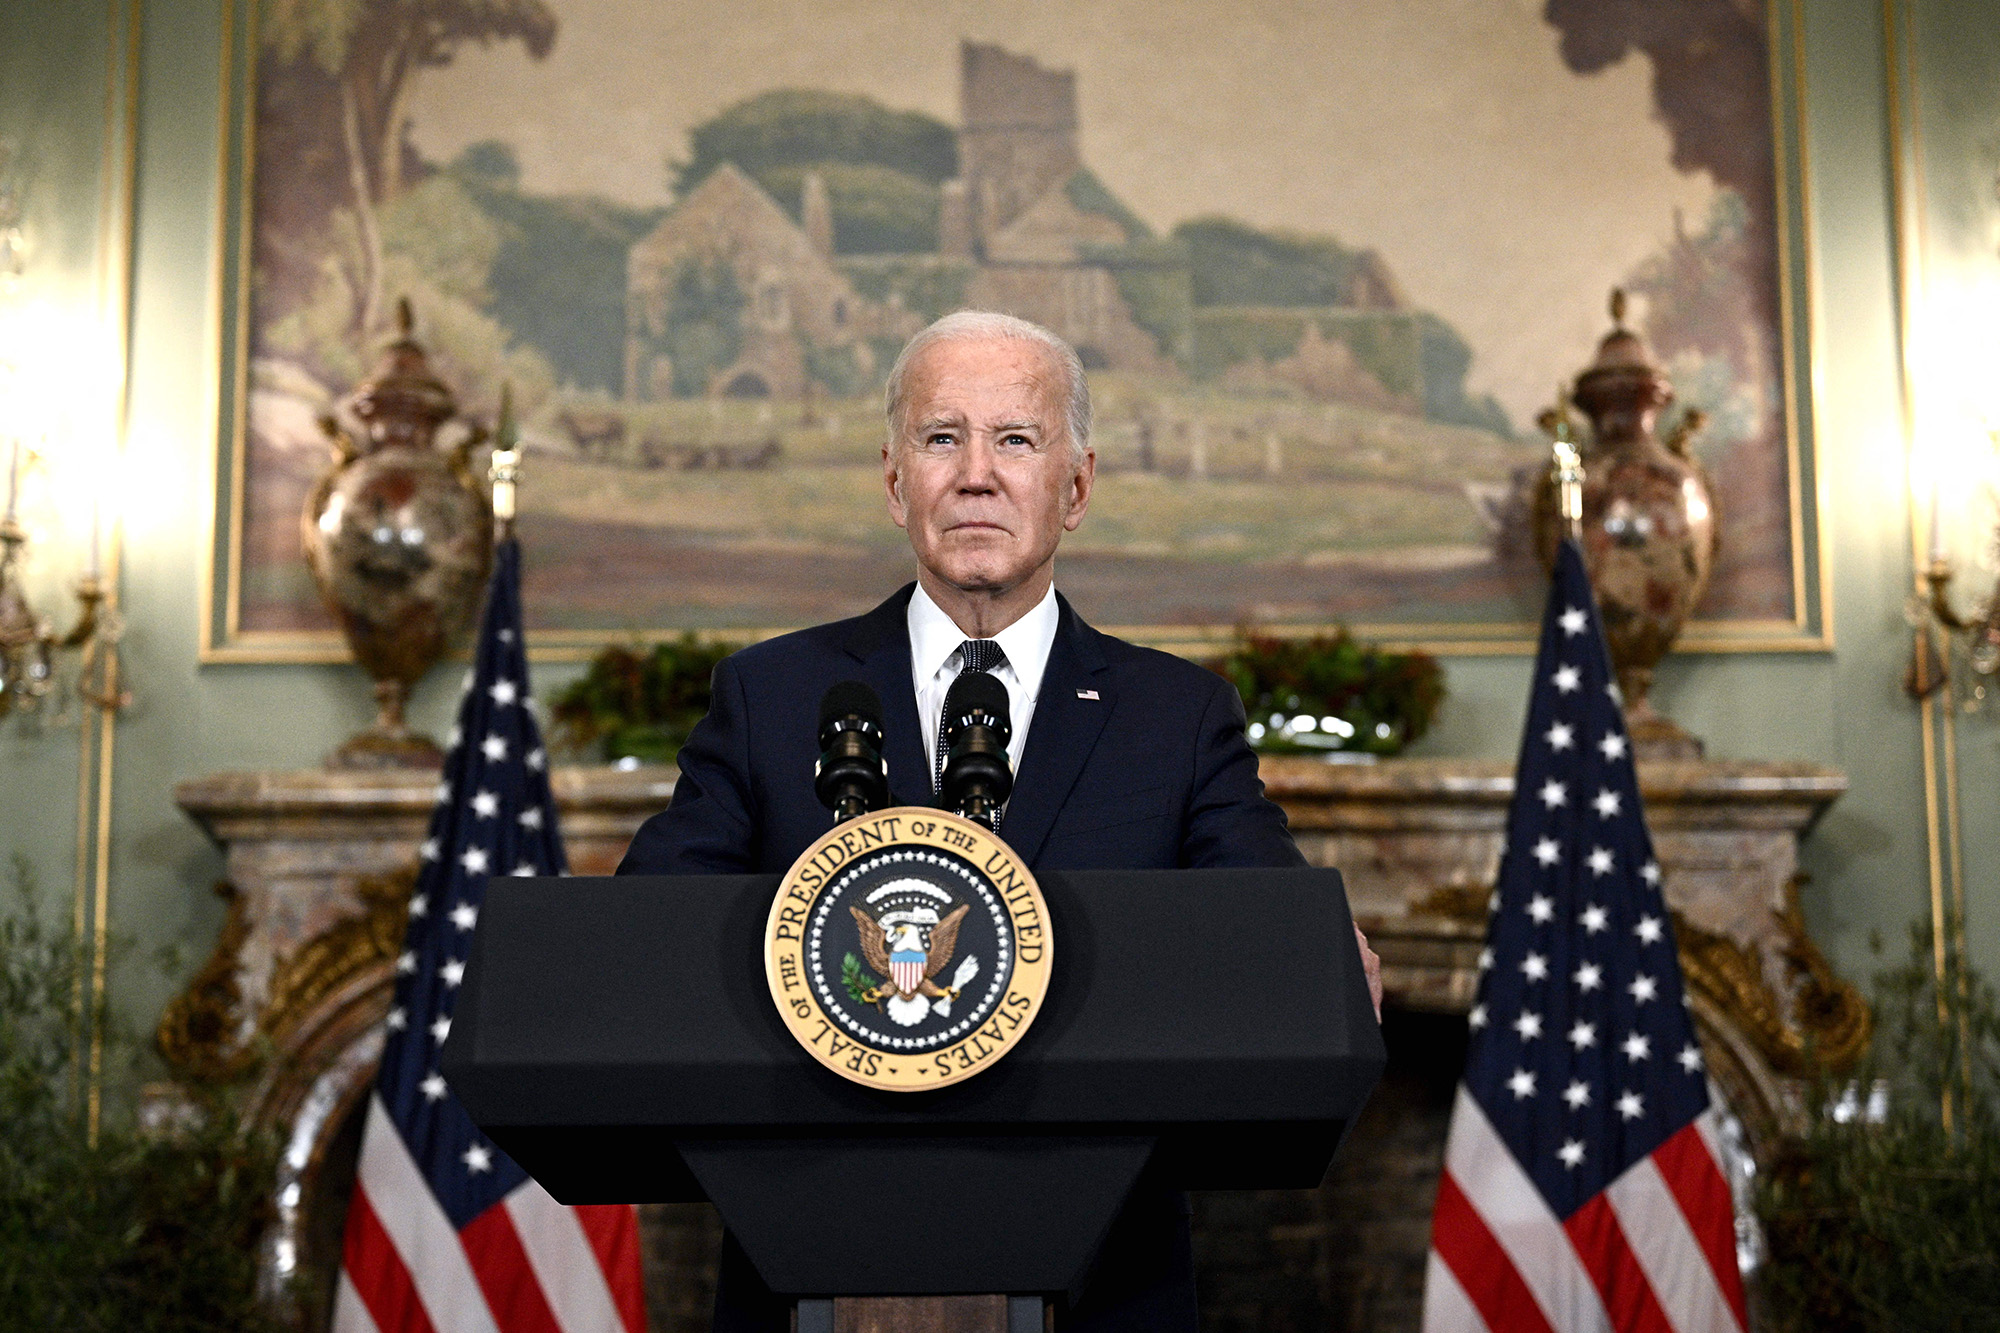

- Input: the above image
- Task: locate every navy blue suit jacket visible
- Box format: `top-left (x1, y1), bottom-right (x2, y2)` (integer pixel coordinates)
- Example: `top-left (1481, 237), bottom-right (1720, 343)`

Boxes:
top-left (617, 583), bottom-right (1305, 1331)
top-left (619, 583), bottom-right (1305, 879)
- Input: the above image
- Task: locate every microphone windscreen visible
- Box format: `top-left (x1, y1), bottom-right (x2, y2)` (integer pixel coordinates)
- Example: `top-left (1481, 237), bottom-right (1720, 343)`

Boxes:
top-left (820, 680), bottom-right (885, 731)
top-left (943, 669), bottom-right (1011, 740)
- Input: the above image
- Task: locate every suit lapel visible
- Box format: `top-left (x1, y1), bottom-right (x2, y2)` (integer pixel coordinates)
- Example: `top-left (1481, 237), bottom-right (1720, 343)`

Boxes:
top-left (842, 584), bottom-right (932, 808)
top-left (1000, 593), bottom-right (1113, 865)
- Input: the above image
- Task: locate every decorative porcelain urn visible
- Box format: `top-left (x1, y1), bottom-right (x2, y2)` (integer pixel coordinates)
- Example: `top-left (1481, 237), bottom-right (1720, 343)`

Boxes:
top-left (1534, 291), bottom-right (1719, 760)
top-left (302, 300), bottom-right (492, 768)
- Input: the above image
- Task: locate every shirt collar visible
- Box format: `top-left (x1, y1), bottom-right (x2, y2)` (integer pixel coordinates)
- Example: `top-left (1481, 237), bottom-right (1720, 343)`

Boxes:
top-left (907, 580), bottom-right (1061, 698)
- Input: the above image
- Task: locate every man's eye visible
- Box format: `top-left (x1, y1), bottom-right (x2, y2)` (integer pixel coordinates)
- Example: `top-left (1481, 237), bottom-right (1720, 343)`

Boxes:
top-left (999, 434), bottom-right (1034, 450)
top-left (925, 434), bottom-right (956, 449)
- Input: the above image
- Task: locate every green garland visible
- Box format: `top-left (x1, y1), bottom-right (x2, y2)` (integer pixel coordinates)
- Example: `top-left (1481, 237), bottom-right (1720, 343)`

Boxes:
top-left (553, 626), bottom-right (1446, 763)
top-left (549, 634), bottom-right (738, 764)
top-left (1206, 628), bottom-right (1445, 756)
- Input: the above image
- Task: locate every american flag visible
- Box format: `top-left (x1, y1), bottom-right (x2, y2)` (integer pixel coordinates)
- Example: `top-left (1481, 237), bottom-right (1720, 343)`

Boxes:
top-left (1422, 540), bottom-right (1747, 1333)
top-left (334, 537), bottom-right (646, 1333)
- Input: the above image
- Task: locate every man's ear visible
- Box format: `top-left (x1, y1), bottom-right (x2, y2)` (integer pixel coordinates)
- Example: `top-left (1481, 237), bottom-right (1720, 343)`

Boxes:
top-left (1062, 449), bottom-right (1096, 532)
top-left (883, 443), bottom-right (909, 528)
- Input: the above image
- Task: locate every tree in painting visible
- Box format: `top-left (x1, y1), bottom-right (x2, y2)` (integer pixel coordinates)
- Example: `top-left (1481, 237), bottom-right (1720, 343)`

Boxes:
top-left (257, 0), bottom-right (558, 335)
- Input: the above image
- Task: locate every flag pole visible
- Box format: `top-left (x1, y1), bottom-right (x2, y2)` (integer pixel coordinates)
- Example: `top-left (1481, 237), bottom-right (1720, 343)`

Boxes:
top-left (489, 382), bottom-right (520, 542)
top-left (1549, 384), bottom-right (1584, 545)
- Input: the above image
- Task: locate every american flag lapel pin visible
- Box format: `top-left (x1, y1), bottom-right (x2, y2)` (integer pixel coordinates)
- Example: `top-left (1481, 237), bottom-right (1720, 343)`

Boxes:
top-left (1076, 689), bottom-right (1100, 700)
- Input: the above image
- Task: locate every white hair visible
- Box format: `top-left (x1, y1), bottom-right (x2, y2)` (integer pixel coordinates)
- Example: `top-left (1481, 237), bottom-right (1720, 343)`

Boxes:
top-left (883, 310), bottom-right (1092, 463)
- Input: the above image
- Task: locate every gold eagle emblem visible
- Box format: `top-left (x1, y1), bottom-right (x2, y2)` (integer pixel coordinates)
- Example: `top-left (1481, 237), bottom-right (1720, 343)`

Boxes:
top-left (850, 902), bottom-right (975, 1026)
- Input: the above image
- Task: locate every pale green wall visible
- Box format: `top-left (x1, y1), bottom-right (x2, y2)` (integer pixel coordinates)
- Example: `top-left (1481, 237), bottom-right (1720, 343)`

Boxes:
top-left (0, 0), bottom-right (1992, 1095)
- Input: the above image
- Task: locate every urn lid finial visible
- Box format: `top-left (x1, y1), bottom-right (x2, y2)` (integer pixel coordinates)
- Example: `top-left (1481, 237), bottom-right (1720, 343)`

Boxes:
top-left (1587, 287), bottom-right (1661, 373)
top-left (347, 296), bottom-right (457, 447)
top-left (1573, 287), bottom-right (1673, 423)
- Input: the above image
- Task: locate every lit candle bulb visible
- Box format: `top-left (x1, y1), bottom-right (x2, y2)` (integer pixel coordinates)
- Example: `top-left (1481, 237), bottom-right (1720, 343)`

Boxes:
top-left (87, 493), bottom-right (101, 580)
top-left (3, 438), bottom-right (17, 524)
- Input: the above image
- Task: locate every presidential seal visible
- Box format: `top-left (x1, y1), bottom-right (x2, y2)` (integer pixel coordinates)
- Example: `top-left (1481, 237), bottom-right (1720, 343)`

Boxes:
top-left (765, 808), bottom-right (1053, 1091)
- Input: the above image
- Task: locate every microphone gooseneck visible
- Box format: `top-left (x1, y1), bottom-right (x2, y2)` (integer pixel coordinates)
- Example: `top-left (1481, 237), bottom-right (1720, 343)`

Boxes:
top-left (938, 669), bottom-right (1013, 826)
top-left (816, 681), bottom-right (889, 823)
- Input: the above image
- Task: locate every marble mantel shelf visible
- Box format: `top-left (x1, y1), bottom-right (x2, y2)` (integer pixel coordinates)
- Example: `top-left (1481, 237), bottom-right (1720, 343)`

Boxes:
top-left (174, 756), bottom-right (1845, 829)
top-left (1261, 755), bottom-right (1847, 814)
top-left (175, 765), bottom-right (676, 849)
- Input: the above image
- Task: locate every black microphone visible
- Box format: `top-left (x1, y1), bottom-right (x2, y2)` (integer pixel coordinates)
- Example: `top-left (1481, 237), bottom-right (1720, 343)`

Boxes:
top-left (938, 669), bottom-right (1013, 826)
top-left (816, 681), bottom-right (889, 823)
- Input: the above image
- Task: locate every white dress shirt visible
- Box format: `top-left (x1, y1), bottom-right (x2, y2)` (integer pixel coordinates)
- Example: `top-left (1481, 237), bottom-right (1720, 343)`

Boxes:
top-left (908, 580), bottom-right (1060, 786)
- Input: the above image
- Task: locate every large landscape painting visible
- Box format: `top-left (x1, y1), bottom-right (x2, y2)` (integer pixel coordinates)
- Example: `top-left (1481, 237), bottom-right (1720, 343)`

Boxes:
top-left (226, 0), bottom-right (1805, 647)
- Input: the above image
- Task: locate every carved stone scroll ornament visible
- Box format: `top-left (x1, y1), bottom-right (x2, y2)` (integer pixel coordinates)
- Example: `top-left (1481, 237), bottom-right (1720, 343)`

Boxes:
top-left (1412, 874), bottom-right (1869, 1085)
top-left (1672, 876), bottom-right (1870, 1078)
top-left (156, 883), bottom-right (260, 1082)
top-left (157, 867), bottom-right (414, 1086)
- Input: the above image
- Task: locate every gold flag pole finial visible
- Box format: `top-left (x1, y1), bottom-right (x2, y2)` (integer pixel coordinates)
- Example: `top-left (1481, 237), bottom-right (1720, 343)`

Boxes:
top-left (1548, 383), bottom-right (1584, 543)
top-left (489, 382), bottom-right (520, 539)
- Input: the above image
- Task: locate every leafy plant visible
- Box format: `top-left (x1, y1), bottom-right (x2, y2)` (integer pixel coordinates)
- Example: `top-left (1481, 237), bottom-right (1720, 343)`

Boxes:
top-left (1206, 628), bottom-right (1445, 756)
top-left (842, 953), bottom-right (880, 1007)
top-left (548, 634), bottom-right (738, 764)
top-left (1755, 921), bottom-right (2000, 1331)
top-left (0, 856), bottom-right (287, 1331)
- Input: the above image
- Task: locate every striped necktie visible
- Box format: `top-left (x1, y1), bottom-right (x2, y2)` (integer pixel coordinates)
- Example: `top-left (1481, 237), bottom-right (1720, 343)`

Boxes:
top-left (935, 638), bottom-right (1007, 798)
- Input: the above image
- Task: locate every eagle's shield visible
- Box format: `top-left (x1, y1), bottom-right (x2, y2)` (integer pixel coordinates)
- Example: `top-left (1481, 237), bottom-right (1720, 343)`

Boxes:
top-left (889, 950), bottom-right (925, 997)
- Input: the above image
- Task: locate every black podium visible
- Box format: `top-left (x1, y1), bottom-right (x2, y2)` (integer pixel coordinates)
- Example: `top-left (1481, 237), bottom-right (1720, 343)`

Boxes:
top-left (443, 865), bottom-right (1384, 1319)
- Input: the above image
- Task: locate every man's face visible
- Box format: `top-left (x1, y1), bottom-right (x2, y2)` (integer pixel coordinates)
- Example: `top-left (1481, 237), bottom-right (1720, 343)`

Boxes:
top-left (884, 336), bottom-right (1095, 598)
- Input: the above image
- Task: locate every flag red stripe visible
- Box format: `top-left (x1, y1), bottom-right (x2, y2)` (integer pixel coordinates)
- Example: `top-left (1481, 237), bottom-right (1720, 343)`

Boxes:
top-left (1565, 1193), bottom-right (1677, 1333)
top-left (1431, 1171), bottom-right (1558, 1333)
top-left (573, 1205), bottom-right (647, 1333)
top-left (460, 1201), bottom-right (566, 1333)
top-left (342, 1186), bottom-right (440, 1333)
top-left (1652, 1124), bottom-right (1749, 1327)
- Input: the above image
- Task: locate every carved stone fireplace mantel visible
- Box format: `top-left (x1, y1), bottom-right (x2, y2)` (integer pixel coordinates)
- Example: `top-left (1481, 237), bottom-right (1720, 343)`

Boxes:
top-left (162, 755), bottom-right (1859, 1322)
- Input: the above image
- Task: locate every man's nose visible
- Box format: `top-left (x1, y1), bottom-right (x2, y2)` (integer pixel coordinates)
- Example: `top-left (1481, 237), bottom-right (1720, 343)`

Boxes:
top-left (955, 437), bottom-right (1000, 491)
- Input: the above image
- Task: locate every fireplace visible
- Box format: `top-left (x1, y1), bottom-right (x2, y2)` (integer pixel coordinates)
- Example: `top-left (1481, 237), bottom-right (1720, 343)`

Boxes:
top-left (164, 757), bottom-right (1853, 1329)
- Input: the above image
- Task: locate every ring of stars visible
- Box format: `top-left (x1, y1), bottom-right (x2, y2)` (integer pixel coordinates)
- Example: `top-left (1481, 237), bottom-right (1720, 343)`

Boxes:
top-left (803, 847), bottom-right (1015, 1052)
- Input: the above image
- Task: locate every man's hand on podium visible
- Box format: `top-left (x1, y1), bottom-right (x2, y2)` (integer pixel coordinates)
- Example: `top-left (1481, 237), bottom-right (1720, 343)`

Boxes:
top-left (1354, 924), bottom-right (1383, 1021)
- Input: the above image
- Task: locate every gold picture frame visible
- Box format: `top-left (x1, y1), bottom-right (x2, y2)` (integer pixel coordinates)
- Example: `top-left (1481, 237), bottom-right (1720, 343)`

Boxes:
top-left (201, 0), bottom-right (1830, 662)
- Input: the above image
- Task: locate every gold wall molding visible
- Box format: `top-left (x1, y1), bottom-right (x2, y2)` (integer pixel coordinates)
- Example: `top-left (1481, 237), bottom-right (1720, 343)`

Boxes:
top-left (1883, 0), bottom-right (1977, 1013)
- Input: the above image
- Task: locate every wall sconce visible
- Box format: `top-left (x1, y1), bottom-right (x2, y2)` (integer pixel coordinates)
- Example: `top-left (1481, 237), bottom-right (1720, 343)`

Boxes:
top-left (0, 438), bottom-right (126, 718)
top-left (1906, 417), bottom-right (2000, 710)
top-left (1908, 558), bottom-right (2000, 706)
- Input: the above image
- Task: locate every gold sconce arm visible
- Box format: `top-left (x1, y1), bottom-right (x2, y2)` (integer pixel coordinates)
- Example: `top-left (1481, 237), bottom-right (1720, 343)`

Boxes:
top-left (0, 520), bottom-right (128, 719)
top-left (1907, 556), bottom-right (2000, 703)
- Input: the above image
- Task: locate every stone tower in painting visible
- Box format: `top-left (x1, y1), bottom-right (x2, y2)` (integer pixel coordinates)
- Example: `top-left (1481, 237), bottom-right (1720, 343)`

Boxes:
top-left (622, 38), bottom-right (1412, 397)
top-left (957, 42), bottom-right (1083, 253)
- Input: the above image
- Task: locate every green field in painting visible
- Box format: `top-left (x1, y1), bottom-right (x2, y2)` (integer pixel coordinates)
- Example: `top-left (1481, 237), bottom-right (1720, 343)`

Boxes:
top-left (523, 375), bottom-right (1541, 567)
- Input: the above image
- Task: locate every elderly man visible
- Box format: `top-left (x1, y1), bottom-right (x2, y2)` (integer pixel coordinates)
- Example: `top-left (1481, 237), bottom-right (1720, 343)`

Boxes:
top-left (620, 310), bottom-right (1379, 1331)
